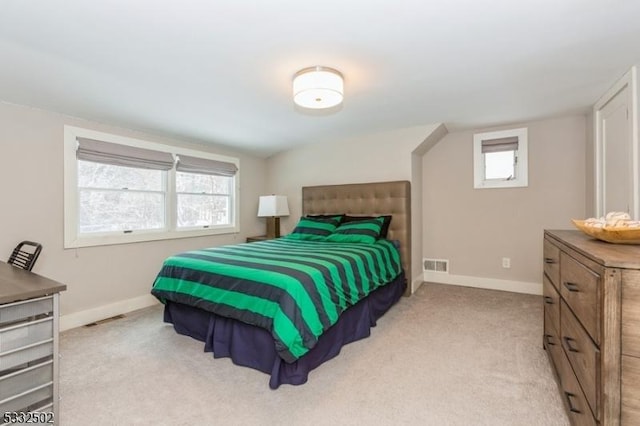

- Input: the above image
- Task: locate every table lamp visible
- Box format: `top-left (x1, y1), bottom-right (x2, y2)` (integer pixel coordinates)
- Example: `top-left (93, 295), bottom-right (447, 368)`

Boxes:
top-left (257, 195), bottom-right (290, 238)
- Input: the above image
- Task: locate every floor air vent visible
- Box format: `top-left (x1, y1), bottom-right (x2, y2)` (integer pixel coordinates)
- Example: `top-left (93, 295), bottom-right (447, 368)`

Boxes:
top-left (85, 314), bottom-right (126, 327)
top-left (423, 258), bottom-right (449, 273)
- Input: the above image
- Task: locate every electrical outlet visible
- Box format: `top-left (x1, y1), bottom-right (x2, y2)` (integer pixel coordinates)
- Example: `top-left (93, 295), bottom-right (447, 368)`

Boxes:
top-left (502, 257), bottom-right (511, 268)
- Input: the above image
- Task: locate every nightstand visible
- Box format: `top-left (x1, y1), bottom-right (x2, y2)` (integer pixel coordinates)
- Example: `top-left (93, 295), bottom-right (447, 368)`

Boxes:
top-left (246, 235), bottom-right (272, 243)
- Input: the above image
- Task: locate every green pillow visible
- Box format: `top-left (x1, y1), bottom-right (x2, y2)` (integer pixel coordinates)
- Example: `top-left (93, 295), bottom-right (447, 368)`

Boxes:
top-left (325, 217), bottom-right (384, 244)
top-left (285, 216), bottom-right (340, 241)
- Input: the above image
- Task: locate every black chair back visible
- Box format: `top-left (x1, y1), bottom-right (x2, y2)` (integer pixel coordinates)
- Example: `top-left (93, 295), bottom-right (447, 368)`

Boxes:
top-left (8, 241), bottom-right (42, 271)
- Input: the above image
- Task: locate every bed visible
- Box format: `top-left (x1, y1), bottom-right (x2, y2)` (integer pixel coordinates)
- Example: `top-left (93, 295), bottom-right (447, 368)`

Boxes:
top-left (151, 180), bottom-right (412, 388)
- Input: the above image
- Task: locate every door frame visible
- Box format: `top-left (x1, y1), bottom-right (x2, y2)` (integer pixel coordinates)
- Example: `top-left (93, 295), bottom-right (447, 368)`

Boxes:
top-left (594, 66), bottom-right (638, 219)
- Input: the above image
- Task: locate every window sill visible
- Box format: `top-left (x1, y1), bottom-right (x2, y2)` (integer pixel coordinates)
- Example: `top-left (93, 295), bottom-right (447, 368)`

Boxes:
top-left (64, 225), bottom-right (239, 248)
top-left (473, 179), bottom-right (528, 189)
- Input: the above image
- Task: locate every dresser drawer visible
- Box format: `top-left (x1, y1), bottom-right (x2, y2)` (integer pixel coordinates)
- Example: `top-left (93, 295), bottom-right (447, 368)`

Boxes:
top-left (544, 310), bottom-right (563, 379)
top-left (0, 317), bottom-right (53, 354)
top-left (0, 341), bottom-right (53, 372)
top-left (560, 252), bottom-right (600, 344)
top-left (0, 317), bottom-right (54, 372)
top-left (0, 359), bottom-right (53, 402)
top-left (0, 296), bottom-right (53, 326)
top-left (557, 348), bottom-right (597, 426)
top-left (544, 238), bottom-right (561, 289)
top-left (543, 275), bottom-right (560, 334)
top-left (0, 381), bottom-right (53, 414)
top-left (561, 300), bottom-right (599, 420)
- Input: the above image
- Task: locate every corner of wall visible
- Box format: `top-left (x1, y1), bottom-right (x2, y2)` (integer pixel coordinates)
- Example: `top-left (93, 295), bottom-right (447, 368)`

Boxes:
top-left (412, 123), bottom-right (449, 156)
top-left (409, 122), bottom-right (449, 295)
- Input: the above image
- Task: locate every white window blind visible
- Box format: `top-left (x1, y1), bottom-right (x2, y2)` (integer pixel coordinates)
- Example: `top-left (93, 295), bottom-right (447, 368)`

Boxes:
top-left (480, 136), bottom-right (519, 154)
top-left (64, 126), bottom-right (240, 248)
top-left (176, 154), bottom-right (238, 176)
top-left (76, 137), bottom-right (174, 170)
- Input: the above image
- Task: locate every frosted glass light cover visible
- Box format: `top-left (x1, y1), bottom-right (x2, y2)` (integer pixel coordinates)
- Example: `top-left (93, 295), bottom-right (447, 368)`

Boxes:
top-left (293, 67), bottom-right (344, 109)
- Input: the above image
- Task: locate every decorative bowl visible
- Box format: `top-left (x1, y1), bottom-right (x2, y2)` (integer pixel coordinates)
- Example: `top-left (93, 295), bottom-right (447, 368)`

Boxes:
top-left (572, 219), bottom-right (640, 244)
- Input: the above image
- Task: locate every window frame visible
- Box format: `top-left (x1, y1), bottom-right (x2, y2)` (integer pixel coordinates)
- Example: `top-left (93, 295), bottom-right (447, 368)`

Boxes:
top-left (473, 127), bottom-right (528, 189)
top-left (64, 126), bottom-right (240, 248)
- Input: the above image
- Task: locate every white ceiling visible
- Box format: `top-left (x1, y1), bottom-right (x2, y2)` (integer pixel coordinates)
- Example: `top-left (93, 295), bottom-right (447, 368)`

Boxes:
top-left (1, 0), bottom-right (639, 157)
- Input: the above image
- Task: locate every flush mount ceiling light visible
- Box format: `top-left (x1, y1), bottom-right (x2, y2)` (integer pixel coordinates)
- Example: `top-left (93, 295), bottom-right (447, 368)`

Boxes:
top-left (293, 66), bottom-right (344, 109)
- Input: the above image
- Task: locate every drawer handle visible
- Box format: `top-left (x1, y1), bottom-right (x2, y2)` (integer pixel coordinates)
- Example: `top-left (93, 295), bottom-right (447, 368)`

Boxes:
top-left (544, 257), bottom-right (557, 264)
top-left (563, 282), bottom-right (580, 292)
top-left (544, 296), bottom-right (554, 305)
top-left (563, 336), bottom-right (580, 353)
top-left (544, 334), bottom-right (556, 346)
top-left (564, 392), bottom-right (582, 414)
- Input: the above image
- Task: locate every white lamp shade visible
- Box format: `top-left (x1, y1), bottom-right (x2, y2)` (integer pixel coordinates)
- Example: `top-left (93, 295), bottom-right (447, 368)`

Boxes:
top-left (257, 195), bottom-right (290, 217)
top-left (293, 66), bottom-right (344, 109)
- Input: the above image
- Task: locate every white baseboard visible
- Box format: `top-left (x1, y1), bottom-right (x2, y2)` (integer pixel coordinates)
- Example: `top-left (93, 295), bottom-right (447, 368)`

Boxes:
top-left (422, 272), bottom-right (542, 295)
top-left (58, 275), bottom-right (539, 330)
top-left (60, 294), bottom-right (160, 332)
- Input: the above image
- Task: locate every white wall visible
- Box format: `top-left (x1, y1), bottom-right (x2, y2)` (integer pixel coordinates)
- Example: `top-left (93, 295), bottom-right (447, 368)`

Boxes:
top-left (0, 102), bottom-right (267, 327)
top-left (422, 115), bottom-right (587, 294)
top-left (0, 96), bottom-right (589, 328)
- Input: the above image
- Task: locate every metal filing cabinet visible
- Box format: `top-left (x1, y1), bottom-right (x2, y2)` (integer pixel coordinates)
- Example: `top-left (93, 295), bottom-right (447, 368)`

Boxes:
top-left (0, 263), bottom-right (66, 425)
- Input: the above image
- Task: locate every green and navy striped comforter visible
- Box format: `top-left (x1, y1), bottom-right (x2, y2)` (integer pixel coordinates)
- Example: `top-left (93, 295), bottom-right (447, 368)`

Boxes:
top-left (151, 238), bottom-right (402, 362)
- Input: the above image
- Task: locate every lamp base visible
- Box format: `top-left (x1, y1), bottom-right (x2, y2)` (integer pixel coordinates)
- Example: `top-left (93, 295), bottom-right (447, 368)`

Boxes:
top-left (266, 217), bottom-right (281, 238)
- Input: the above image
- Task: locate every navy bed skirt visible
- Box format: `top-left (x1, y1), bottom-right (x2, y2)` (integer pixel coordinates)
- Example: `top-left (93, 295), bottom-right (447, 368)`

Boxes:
top-left (163, 272), bottom-right (406, 389)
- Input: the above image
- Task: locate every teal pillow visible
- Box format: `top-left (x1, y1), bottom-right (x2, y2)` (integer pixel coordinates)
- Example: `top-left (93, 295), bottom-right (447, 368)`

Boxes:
top-left (342, 215), bottom-right (392, 238)
top-left (285, 216), bottom-right (340, 241)
top-left (325, 217), bottom-right (384, 244)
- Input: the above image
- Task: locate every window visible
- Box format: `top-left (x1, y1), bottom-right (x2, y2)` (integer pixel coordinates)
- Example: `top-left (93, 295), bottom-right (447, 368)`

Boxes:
top-left (175, 155), bottom-right (236, 229)
top-left (64, 126), bottom-right (239, 248)
top-left (473, 128), bottom-right (528, 189)
top-left (78, 161), bottom-right (166, 233)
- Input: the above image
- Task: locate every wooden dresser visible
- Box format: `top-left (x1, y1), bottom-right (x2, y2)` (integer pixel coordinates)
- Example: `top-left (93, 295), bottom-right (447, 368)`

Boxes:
top-left (543, 230), bottom-right (640, 425)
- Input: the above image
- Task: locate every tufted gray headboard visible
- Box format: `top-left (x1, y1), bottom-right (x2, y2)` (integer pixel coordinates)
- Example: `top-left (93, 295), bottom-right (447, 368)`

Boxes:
top-left (302, 180), bottom-right (412, 288)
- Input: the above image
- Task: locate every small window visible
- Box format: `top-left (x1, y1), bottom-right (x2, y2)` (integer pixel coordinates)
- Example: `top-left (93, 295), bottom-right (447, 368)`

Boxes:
top-left (473, 128), bottom-right (528, 189)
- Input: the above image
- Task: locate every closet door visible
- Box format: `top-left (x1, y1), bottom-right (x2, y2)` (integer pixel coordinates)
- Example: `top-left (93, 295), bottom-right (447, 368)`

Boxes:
top-left (595, 67), bottom-right (637, 219)
top-left (602, 86), bottom-right (631, 213)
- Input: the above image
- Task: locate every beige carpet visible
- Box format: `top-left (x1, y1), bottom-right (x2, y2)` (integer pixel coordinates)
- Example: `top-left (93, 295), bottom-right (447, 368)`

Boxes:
top-left (59, 283), bottom-right (570, 425)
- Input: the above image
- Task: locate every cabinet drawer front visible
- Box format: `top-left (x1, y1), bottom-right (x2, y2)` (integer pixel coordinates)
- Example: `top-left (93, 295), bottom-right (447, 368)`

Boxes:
top-left (0, 318), bottom-right (53, 355)
top-left (561, 300), bottom-right (599, 419)
top-left (0, 359), bottom-right (53, 402)
top-left (560, 252), bottom-right (600, 344)
top-left (0, 341), bottom-right (53, 372)
top-left (543, 275), bottom-right (560, 334)
top-left (0, 297), bottom-right (53, 326)
top-left (544, 239), bottom-right (561, 288)
top-left (544, 310), bottom-right (563, 379)
top-left (557, 349), bottom-right (597, 426)
top-left (0, 382), bottom-right (53, 414)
